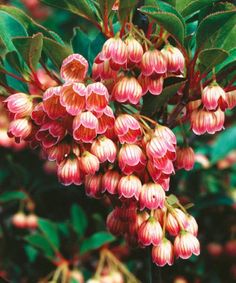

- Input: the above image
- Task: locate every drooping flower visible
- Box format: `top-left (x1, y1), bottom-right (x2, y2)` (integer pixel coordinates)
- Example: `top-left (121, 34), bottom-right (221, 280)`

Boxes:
top-left (60, 82), bottom-right (87, 116)
top-left (118, 144), bottom-right (146, 175)
top-left (139, 183), bottom-right (165, 210)
top-left (102, 170), bottom-right (120, 194)
top-left (98, 37), bottom-right (127, 70)
top-left (226, 90), bottom-right (236, 110)
top-left (202, 83), bottom-right (228, 111)
top-left (125, 36), bottom-right (143, 67)
top-left (79, 151), bottom-right (100, 175)
top-left (174, 231), bottom-right (200, 259)
top-left (73, 111), bottom-right (98, 143)
top-left (175, 146), bottom-right (195, 171)
top-left (114, 114), bottom-right (142, 144)
top-left (161, 45), bottom-right (185, 73)
top-left (43, 86), bottom-right (67, 120)
top-left (86, 82), bottom-right (109, 112)
top-left (138, 75), bottom-right (164, 96)
top-left (8, 118), bottom-right (33, 143)
top-left (5, 93), bottom-right (33, 118)
top-left (91, 136), bottom-right (117, 163)
top-left (152, 238), bottom-right (174, 266)
top-left (95, 106), bottom-right (115, 135)
top-left (84, 173), bottom-right (103, 198)
top-left (60, 54), bottom-right (88, 82)
top-left (57, 156), bottom-right (82, 186)
top-left (112, 76), bottom-right (143, 104)
top-left (138, 217), bottom-right (163, 246)
top-left (36, 121), bottom-right (66, 148)
top-left (118, 174), bottom-right (142, 200)
top-left (141, 49), bottom-right (167, 78)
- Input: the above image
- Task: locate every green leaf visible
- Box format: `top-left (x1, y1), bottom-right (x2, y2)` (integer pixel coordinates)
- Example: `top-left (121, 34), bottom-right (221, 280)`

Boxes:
top-left (0, 10), bottom-right (27, 52)
top-left (71, 28), bottom-right (91, 59)
top-left (24, 245), bottom-right (38, 263)
top-left (25, 233), bottom-right (55, 258)
top-left (13, 33), bottom-right (43, 70)
top-left (43, 37), bottom-right (72, 70)
top-left (216, 48), bottom-right (236, 73)
top-left (5, 51), bottom-right (24, 74)
top-left (0, 5), bottom-right (52, 38)
top-left (181, 0), bottom-right (218, 17)
top-left (198, 48), bottom-right (229, 73)
top-left (119, 0), bottom-right (137, 25)
top-left (71, 204), bottom-right (88, 237)
top-left (80, 232), bottom-right (116, 255)
top-left (139, 6), bottom-right (185, 44)
top-left (38, 218), bottom-right (60, 249)
top-left (211, 126), bottom-right (236, 164)
top-left (0, 191), bottom-right (27, 203)
top-left (141, 78), bottom-right (186, 115)
top-left (41, 0), bottom-right (98, 22)
top-left (196, 10), bottom-right (236, 49)
top-left (144, 0), bottom-right (185, 28)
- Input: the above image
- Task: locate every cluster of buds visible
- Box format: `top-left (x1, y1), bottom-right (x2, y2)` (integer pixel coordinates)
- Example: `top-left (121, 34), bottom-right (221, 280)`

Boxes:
top-left (12, 212), bottom-right (38, 229)
top-left (4, 30), bottom-right (199, 266)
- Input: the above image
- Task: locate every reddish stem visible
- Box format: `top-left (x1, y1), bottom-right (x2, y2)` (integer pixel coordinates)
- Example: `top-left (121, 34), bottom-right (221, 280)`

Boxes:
top-left (0, 69), bottom-right (29, 83)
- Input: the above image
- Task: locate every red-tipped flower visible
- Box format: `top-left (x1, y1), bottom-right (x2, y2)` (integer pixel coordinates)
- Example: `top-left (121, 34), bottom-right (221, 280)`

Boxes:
top-left (174, 231), bottom-right (200, 259)
top-left (152, 238), bottom-right (174, 266)
top-left (161, 45), bottom-right (185, 73)
top-left (138, 217), bottom-right (163, 246)
top-left (175, 146), bottom-right (195, 171)
top-left (73, 111), bottom-right (98, 143)
top-left (91, 136), bottom-right (117, 163)
top-left (86, 82), bottom-right (109, 112)
top-left (125, 36), bottom-right (143, 66)
top-left (202, 83), bottom-right (227, 111)
top-left (118, 174), bottom-right (142, 200)
top-left (114, 114), bottom-right (142, 144)
top-left (5, 93), bottom-right (33, 118)
top-left (139, 183), bottom-right (165, 210)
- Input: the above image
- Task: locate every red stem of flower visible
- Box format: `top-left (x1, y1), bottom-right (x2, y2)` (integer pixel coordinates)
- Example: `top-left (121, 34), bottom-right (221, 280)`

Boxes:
top-left (0, 69), bottom-right (29, 83)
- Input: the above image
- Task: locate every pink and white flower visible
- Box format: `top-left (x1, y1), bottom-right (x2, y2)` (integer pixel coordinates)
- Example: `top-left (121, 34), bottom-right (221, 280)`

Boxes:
top-left (152, 238), bottom-right (174, 266)
top-left (139, 183), bottom-right (165, 210)
top-left (138, 217), bottom-right (163, 246)
top-left (118, 174), bottom-right (142, 200)
top-left (86, 82), bottom-right (109, 112)
top-left (91, 136), bottom-right (117, 163)
top-left (174, 231), bottom-right (200, 259)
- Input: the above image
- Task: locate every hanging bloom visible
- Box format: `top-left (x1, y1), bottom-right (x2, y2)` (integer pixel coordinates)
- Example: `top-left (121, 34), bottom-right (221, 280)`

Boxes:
top-left (202, 83), bottom-right (228, 111)
top-left (26, 214), bottom-right (38, 229)
top-left (86, 82), bottom-right (109, 113)
top-left (45, 141), bottom-right (72, 163)
top-left (91, 136), bottom-right (117, 163)
top-left (5, 93), bottom-right (33, 118)
top-left (138, 217), bottom-right (163, 246)
top-left (139, 183), bottom-right (165, 210)
top-left (36, 121), bottom-right (66, 148)
top-left (92, 60), bottom-right (117, 80)
top-left (141, 49), bottom-right (167, 78)
top-left (43, 86), bottom-right (67, 119)
top-left (166, 209), bottom-right (188, 236)
top-left (139, 75), bottom-right (164, 96)
top-left (95, 106), bottom-right (115, 135)
top-left (73, 111), bottom-right (98, 143)
top-left (174, 231), bottom-right (200, 259)
top-left (112, 76), bottom-right (143, 104)
top-left (146, 136), bottom-right (176, 160)
top-left (114, 114), bottom-right (142, 144)
top-left (118, 144), bottom-right (146, 175)
top-left (98, 37), bottom-right (127, 70)
top-left (185, 215), bottom-right (198, 236)
top-left (79, 151), bottom-right (100, 175)
top-left (226, 90), bottom-right (236, 110)
top-left (60, 54), bottom-right (88, 82)
top-left (12, 212), bottom-right (27, 228)
top-left (152, 238), bottom-right (174, 266)
top-left (154, 124), bottom-right (177, 145)
top-left (60, 82), bottom-right (87, 116)
top-left (57, 156), bottom-right (82, 186)
top-left (118, 174), bottom-right (142, 200)
top-left (190, 109), bottom-right (224, 135)
top-left (151, 156), bottom-right (175, 175)
top-left (102, 170), bottom-right (120, 194)
top-left (106, 209), bottom-right (127, 236)
top-left (187, 99), bottom-right (202, 113)
top-left (175, 146), bottom-right (195, 171)
top-left (125, 36), bottom-right (143, 66)
top-left (31, 102), bottom-right (49, 125)
top-left (8, 118), bottom-right (32, 143)
top-left (84, 174), bottom-right (103, 198)
top-left (161, 45), bottom-right (185, 73)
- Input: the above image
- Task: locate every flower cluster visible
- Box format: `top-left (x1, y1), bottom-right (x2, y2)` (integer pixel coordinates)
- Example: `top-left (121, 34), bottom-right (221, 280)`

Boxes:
top-left (4, 35), bottom-right (200, 267)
